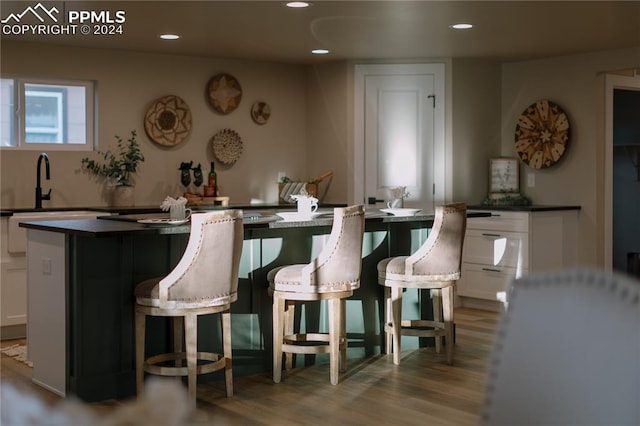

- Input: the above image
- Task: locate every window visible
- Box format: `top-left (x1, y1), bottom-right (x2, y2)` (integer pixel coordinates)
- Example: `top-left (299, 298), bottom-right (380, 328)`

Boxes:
top-left (0, 76), bottom-right (95, 151)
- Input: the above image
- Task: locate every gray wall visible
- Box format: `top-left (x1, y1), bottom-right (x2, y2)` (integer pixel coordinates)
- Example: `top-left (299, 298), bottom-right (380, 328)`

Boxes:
top-left (2, 40), bottom-right (639, 266)
top-left (1, 41), bottom-right (308, 207)
top-left (501, 47), bottom-right (640, 266)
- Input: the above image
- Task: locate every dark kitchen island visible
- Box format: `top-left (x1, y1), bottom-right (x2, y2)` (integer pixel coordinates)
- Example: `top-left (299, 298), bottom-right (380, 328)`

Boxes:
top-left (22, 207), bottom-right (482, 402)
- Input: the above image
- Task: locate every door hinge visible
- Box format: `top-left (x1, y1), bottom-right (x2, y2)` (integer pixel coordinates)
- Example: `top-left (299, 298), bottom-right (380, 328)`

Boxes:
top-left (433, 184), bottom-right (435, 195)
top-left (427, 94), bottom-right (435, 108)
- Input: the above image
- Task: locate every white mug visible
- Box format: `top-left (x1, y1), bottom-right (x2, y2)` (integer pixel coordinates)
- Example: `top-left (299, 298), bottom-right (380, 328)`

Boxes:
top-left (387, 198), bottom-right (403, 209)
top-left (296, 196), bottom-right (318, 219)
top-left (170, 204), bottom-right (192, 220)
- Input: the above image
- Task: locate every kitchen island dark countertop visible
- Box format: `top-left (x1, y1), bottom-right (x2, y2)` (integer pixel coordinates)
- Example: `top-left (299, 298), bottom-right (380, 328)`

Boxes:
top-left (0, 202), bottom-right (347, 217)
top-left (19, 208), bottom-right (492, 237)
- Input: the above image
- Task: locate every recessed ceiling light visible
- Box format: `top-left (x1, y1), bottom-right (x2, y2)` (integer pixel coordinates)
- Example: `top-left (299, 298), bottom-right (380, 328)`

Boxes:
top-left (286, 2), bottom-right (310, 8)
top-left (449, 23), bottom-right (473, 30)
top-left (160, 34), bottom-right (180, 40)
top-left (311, 49), bottom-right (329, 55)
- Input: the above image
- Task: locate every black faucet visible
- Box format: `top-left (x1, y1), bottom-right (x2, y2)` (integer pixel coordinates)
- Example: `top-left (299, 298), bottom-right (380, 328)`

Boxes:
top-left (35, 152), bottom-right (51, 209)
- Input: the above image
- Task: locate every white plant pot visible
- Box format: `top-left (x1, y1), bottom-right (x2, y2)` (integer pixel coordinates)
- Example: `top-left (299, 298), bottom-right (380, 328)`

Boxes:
top-left (111, 185), bottom-right (134, 207)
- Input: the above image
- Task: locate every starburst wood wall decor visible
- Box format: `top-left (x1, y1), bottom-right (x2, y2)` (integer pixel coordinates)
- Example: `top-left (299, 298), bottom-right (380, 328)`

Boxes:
top-left (207, 73), bottom-right (242, 115)
top-left (515, 99), bottom-right (571, 169)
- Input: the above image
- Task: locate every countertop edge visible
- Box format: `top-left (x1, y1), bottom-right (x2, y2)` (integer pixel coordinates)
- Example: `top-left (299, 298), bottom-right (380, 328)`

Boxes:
top-left (468, 205), bottom-right (581, 212)
top-left (16, 210), bottom-right (491, 238)
top-left (1, 203), bottom-right (346, 217)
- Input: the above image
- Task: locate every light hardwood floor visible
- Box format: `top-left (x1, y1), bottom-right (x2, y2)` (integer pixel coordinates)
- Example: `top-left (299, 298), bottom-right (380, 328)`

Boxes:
top-left (1, 307), bottom-right (499, 425)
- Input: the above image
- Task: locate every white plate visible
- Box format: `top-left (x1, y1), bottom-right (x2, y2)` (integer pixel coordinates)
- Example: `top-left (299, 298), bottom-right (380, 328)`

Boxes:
top-left (137, 218), bottom-right (190, 226)
top-left (276, 212), bottom-right (322, 222)
top-left (380, 208), bottom-right (422, 217)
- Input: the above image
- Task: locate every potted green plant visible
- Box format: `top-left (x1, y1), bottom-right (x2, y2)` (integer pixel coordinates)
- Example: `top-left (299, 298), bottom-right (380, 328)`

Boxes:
top-left (81, 130), bottom-right (144, 205)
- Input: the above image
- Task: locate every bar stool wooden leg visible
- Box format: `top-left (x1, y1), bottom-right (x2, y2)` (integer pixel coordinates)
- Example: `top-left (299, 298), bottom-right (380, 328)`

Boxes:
top-left (184, 314), bottom-right (198, 402)
top-left (431, 288), bottom-right (442, 353)
top-left (390, 286), bottom-right (403, 365)
top-left (284, 300), bottom-right (295, 371)
top-left (384, 286), bottom-right (392, 355)
top-left (329, 298), bottom-right (340, 385)
top-left (221, 311), bottom-right (233, 397)
top-left (173, 316), bottom-right (184, 369)
top-left (442, 286), bottom-right (454, 365)
top-left (339, 299), bottom-right (347, 373)
top-left (273, 293), bottom-right (285, 383)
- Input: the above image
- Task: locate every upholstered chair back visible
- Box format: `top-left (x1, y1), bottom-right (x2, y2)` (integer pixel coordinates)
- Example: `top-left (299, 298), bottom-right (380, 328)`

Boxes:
top-left (301, 205), bottom-right (365, 292)
top-left (483, 268), bottom-right (640, 425)
top-left (158, 210), bottom-right (243, 308)
top-left (404, 202), bottom-right (467, 281)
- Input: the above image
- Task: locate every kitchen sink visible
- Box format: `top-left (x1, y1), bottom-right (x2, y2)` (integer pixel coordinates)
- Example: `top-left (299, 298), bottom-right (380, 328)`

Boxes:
top-left (7, 211), bottom-right (110, 253)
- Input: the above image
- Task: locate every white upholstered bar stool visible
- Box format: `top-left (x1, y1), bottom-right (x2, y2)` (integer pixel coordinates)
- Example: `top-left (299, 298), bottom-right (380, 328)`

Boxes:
top-left (268, 205), bottom-right (365, 385)
top-left (483, 268), bottom-right (640, 426)
top-left (135, 210), bottom-right (243, 401)
top-left (377, 202), bottom-right (467, 365)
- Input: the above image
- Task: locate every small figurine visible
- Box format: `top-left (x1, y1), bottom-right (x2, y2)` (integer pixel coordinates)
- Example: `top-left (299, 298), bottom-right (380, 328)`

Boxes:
top-left (179, 161), bottom-right (193, 187)
top-left (192, 163), bottom-right (203, 187)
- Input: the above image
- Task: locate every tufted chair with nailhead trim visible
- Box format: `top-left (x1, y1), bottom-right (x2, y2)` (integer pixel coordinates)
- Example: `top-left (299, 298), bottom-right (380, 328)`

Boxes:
top-left (377, 202), bottom-right (467, 365)
top-left (134, 210), bottom-right (243, 403)
top-left (268, 205), bottom-right (365, 385)
top-left (482, 268), bottom-right (640, 425)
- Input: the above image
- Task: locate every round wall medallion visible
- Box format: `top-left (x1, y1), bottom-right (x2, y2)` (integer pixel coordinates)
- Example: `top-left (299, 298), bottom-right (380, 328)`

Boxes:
top-left (144, 95), bottom-right (192, 146)
top-left (211, 128), bottom-right (243, 165)
top-left (207, 73), bottom-right (242, 115)
top-left (515, 99), bottom-right (570, 169)
top-left (251, 101), bottom-right (271, 125)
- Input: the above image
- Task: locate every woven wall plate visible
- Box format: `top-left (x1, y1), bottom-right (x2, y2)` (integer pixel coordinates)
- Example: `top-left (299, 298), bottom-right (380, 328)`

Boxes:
top-left (211, 128), bottom-right (243, 165)
top-left (144, 95), bottom-right (192, 146)
top-left (251, 101), bottom-right (271, 125)
top-left (515, 99), bottom-right (570, 169)
top-left (207, 73), bottom-right (242, 115)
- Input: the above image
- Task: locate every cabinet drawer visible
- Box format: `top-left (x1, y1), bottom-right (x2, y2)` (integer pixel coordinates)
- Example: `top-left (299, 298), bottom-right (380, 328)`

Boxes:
top-left (463, 229), bottom-right (529, 269)
top-left (457, 263), bottom-right (526, 301)
top-left (467, 210), bottom-right (529, 232)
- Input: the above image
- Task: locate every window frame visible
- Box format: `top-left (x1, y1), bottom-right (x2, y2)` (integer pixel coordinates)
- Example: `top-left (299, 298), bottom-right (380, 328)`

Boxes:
top-left (1, 75), bottom-right (96, 151)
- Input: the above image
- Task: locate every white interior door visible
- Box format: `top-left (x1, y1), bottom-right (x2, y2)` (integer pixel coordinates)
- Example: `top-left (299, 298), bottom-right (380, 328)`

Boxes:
top-left (364, 74), bottom-right (434, 209)
top-left (354, 64), bottom-right (445, 212)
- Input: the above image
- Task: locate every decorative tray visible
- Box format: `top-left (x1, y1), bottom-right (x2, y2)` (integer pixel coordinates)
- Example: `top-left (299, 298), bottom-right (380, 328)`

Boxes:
top-left (137, 218), bottom-right (190, 226)
top-left (380, 208), bottom-right (422, 217)
top-left (276, 212), bottom-right (323, 222)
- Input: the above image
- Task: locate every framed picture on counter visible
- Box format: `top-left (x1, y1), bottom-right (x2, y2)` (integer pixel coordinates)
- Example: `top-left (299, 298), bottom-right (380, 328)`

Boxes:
top-left (490, 157), bottom-right (520, 194)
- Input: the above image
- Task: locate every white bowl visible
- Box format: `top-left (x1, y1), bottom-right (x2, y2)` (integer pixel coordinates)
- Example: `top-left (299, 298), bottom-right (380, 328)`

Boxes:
top-left (380, 208), bottom-right (422, 217)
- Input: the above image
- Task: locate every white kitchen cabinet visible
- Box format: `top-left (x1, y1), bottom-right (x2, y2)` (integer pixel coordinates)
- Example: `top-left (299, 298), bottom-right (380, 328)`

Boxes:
top-left (457, 207), bottom-right (579, 309)
top-left (1, 211), bottom-right (110, 340)
top-left (26, 228), bottom-right (67, 396)
top-left (1, 217), bottom-right (28, 339)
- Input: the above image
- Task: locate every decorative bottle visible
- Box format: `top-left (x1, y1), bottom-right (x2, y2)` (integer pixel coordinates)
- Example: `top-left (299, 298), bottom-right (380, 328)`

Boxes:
top-left (208, 162), bottom-right (218, 197)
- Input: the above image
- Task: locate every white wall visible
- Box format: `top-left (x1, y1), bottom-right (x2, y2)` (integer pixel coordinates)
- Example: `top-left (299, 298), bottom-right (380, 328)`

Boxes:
top-left (305, 61), bottom-right (350, 204)
top-left (306, 58), bottom-right (503, 206)
top-left (3, 40), bottom-right (638, 268)
top-left (0, 41), bottom-right (308, 208)
top-left (501, 47), bottom-right (640, 266)
top-left (451, 58), bottom-right (503, 204)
